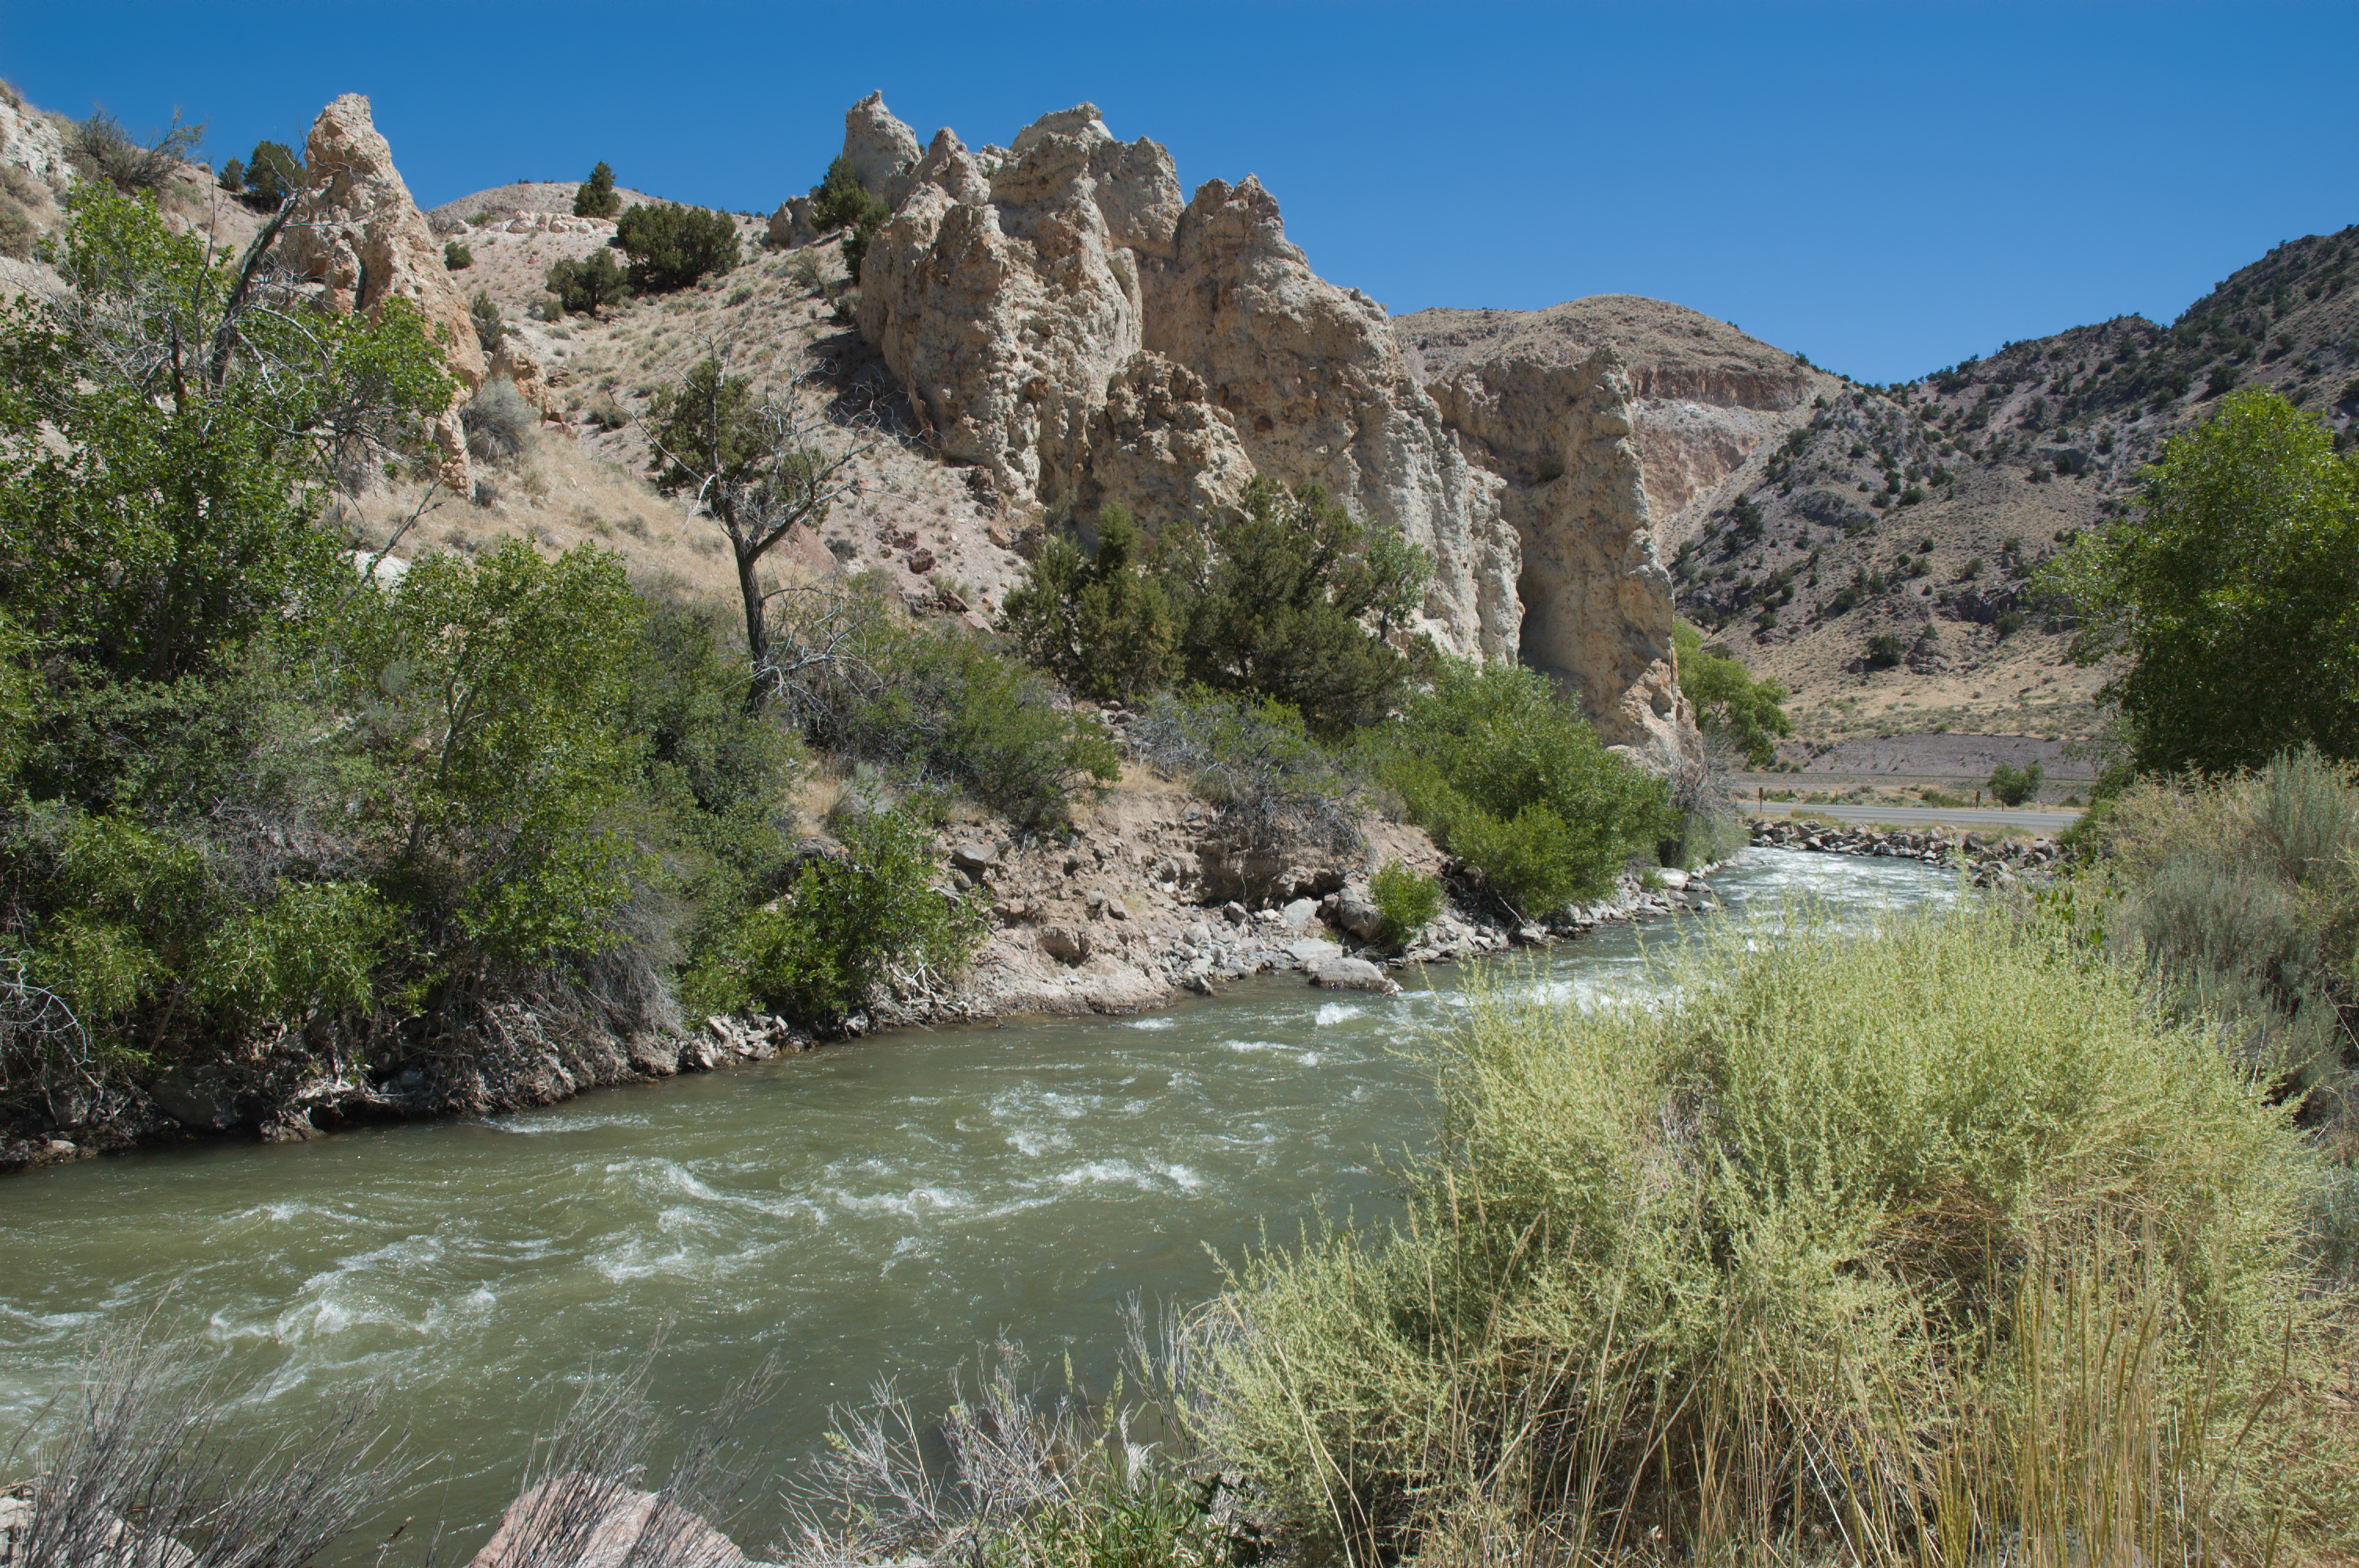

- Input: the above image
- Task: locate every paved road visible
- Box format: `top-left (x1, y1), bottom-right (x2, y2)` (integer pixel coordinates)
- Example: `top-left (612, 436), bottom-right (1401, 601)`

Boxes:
top-left (1747, 801), bottom-right (2084, 834)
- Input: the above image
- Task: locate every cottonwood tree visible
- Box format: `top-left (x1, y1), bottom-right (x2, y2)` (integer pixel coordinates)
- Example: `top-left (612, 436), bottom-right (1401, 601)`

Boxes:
top-left (645, 354), bottom-right (880, 710)
top-left (2042, 387), bottom-right (2359, 773)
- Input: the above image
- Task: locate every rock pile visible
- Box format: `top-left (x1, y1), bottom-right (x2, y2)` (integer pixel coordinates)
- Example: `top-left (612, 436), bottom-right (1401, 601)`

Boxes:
top-left (1748, 815), bottom-right (2064, 888)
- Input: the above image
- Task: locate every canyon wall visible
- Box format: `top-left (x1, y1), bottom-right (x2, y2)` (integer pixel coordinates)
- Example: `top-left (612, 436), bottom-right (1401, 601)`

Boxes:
top-left (852, 96), bottom-right (1701, 755)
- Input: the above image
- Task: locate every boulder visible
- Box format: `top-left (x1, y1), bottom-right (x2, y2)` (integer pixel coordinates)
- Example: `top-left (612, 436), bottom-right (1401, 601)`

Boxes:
top-left (1040, 925), bottom-right (1092, 964)
top-left (147, 1067), bottom-right (244, 1132)
top-left (1285, 937), bottom-right (1344, 967)
top-left (285, 95), bottom-right (485, 491)
top-left (470, 1476), bottom-right (752, 1568)
top-left (950, 840), bottom-right (1000, 875)
top-left (1278, 896), bottom-right (1319, 930)
top-left (767, 194), bottom-right (817, 249)
top-left (1309, 956), bottom-right (1400, 994)
top-left (1335, 895), bottom-right (1386, 942)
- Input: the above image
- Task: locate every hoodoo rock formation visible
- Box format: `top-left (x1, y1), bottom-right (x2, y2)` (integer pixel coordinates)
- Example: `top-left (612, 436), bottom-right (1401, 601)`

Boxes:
top-left (287, 94), bottom-right (487, 490)
top-left (856, 100), bottom-right (1520, 668)
top-left (850, 94), bottom-right (1696, 759)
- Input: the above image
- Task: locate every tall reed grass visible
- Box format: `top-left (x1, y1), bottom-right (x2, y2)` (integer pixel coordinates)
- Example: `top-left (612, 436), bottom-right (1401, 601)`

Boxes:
top-left (1195, 901), bottom-right (2359, 1564)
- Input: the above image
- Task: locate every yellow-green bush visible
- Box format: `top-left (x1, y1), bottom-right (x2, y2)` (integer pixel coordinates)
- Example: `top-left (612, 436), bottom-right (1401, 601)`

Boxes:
top-left (1200, 902), bottom-right (2352, 1563)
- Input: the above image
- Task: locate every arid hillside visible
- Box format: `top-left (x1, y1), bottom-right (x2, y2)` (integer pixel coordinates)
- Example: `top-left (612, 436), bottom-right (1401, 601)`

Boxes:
top-left (1630, 228), bottom-right (2358, 760)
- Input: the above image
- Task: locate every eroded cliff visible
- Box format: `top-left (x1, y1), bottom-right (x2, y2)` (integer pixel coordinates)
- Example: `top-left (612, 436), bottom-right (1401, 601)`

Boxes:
top-left (851, 96), bottom-right (1701, 756)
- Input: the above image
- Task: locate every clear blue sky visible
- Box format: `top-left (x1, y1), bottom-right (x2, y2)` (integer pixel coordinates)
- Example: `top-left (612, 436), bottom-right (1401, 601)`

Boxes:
top-left (6, 2), bottom-right (2353, 383)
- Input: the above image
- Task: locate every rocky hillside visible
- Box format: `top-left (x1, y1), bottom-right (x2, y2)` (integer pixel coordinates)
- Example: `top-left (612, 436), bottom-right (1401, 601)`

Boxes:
top-left (10, 73), bottom-right (2347, 774)
top-left (1630, 227), bottom-right (2359, 755)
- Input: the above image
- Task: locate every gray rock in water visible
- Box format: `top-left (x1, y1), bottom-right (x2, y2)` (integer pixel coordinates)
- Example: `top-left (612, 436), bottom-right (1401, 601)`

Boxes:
top-left (1310, 957), bottom-right (1400, 994)
top-left (1285, 937), bottom-right (1344, 966)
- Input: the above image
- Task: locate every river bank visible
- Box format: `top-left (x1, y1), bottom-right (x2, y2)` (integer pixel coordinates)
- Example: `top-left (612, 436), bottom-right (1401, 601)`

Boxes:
top-left (1747, 811), bottom-right (2064, 887)
top-left (2, 779), bottom-right (1728, 1175)
top-left (0, 848), bottom-right (1962, 1567)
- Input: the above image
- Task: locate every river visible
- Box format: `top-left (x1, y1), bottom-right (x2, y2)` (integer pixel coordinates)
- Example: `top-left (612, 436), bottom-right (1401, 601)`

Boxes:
top-left (0, 848), bottom-right (1955, 1561)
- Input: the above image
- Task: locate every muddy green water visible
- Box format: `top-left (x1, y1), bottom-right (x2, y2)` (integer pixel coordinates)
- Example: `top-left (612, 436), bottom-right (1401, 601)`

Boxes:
top-left (0, 849), bottom-right (1954, 1561)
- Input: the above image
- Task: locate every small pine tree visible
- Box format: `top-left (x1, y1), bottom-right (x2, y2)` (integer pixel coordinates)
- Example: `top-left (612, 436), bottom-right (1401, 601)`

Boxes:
top-left (1002, 505), bottom-right (1178, 702)
top-left (809, 157), bottom-right (889, 284)
top-left (546, 249), bottom-right (629, 317)
top-left (572, 160), bottom-right (620, 219)
top-left (444, 239), bottom-right (472, 270)
top-left (241, 140), bottom-right (303, 209)
top-left (216, 155), bottom-right (245, 194)
top-left (613, 202), bottom-right (740, 292)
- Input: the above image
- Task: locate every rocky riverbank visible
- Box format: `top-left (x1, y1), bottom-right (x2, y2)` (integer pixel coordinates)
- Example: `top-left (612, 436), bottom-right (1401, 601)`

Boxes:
top-left (1747, 814), bottom-right (2064, 888)
top-left (4, 781), bottom-right (1728, 1174)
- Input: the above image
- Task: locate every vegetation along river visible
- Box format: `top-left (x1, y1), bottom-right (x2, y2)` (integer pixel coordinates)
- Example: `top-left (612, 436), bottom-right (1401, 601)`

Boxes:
top-left (0, 848), bottom-right (1954, 1560)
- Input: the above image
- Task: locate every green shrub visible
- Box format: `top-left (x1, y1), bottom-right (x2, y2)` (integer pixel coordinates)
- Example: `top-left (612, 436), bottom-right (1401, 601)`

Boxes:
top-left (546, 248), bottom-right (628, 316)
top-left (1128, 689), bottom-right (1363, 854)
top-left (67, 110), bottom-right (203, 195)
top-left (468, 289), bottom-right (501, 353)
top-left (1369, 858), bottom-right (1441, 948)
top-left (1864, 632), bottom-right (1905, 668)
top-left (2082, 750), bottom-right (2359, 1098)
top-left (614, 201), bottom-right (740, 292)
top-left (692, 802), bottom-right (985, 1029)
top-left (1200, 902), bottom-right (2342, 1563)
top-left (1362, 660), bottom-right (1670, 915)
top-left (1000, 504), bottom-right (1176, 702)
top-left (1165, 476), bottom-right (1431, 737)
top-left (777, 591), bottom-right (1118, 829)
top-left (1988, 759), bottom-right (2043, 804)
top-left (442, 238), bottom-right (471, 270)
top-left (0, 198), bottom-right (32, 262)
top-left (572, 160), bottom-right (620, 220)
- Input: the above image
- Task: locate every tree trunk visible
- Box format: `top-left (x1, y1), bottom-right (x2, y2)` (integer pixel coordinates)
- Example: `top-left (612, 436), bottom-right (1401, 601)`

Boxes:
top-left (736, 539), bottom-right (769, 715)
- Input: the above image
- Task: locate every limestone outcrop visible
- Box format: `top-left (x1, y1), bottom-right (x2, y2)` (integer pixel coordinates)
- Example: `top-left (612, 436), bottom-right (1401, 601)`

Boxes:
top-left (0, 98), bottom-right (71, 188)
top-left (841, 89), bottom-right (923, 206)
top-left (856, 99), bottom-right (1521, 666)
top-left (1146, 176), bottom-right (1519, 658)
top-left (1399, 297), bottom-right (1815, 547)
top-left (1425, 353), bottom-right (1686, 757)
top-left (287, 94), bottom-right (485, 489)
